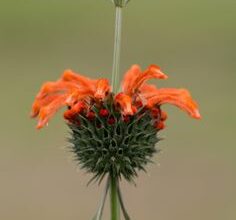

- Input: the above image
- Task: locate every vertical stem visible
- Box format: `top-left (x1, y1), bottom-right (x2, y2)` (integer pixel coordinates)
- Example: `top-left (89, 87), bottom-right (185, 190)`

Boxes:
top-left (111, 6), bottom-right (123, 94)
top-left (110, 176), bottom-right (120, 220)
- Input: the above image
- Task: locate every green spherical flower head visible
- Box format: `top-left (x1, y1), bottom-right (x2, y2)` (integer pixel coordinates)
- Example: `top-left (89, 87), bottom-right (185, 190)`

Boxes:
top-left (68, 94), bottom-right (162, 183)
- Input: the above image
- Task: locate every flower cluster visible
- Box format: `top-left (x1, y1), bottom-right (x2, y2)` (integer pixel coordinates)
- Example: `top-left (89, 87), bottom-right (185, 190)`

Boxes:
top-left (31, 64), bottom-right (200, 181)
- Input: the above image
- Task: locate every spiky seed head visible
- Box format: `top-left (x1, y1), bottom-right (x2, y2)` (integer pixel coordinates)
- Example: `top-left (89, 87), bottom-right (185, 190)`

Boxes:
top-left (68, 94), bottom-right (162, 183)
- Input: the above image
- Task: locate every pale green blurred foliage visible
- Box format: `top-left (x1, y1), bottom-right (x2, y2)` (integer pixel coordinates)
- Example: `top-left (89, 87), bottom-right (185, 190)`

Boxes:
top-left (0, 0), bottom-right (235, 219)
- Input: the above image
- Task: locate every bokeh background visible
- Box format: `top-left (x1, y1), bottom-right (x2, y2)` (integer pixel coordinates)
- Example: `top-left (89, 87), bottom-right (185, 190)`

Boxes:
top-left (0, 0), bottom-right (235, 219)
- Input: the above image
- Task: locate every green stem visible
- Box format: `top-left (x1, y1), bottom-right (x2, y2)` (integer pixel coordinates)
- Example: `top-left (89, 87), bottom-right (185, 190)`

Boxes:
top-left (111, 6), bottom-right (123, 94)
top-left (110, 176), bottom-right (120, 220)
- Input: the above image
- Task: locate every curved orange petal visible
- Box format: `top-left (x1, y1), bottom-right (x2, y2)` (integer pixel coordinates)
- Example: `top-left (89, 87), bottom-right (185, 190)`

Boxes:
top-left (37, 94), bottom-right (68, 129)
top-left (61, 69), bottom-right (97, 91)
top-left (65, 88), bottom-right (95, 106)
top-left (139, 84), bottom-right (159, 99)
top-left (94, 79), bottom-right (111, 100)
top-left (36, 80), bottom-right (78, 99)
top-left (122, 65), bottom-right (142, 95)
top-left (146, 88), bottom-right (201, 119)
top-left (133, 65), bottom-right (168, 91)
top-left (31, 94), bottom-right (61, 118)
top-left (115, 93), bottom-right (134, 115)
top-left (122, 65), bottom-right (167, 96)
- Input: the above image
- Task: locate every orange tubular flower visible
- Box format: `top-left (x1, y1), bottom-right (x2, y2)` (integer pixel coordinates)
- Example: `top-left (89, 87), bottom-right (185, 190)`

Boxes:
top-left (31, 70), bottom-right (109, 129)
top-left (31, 64), bottom-right (200, 129)
top-left (31, 94), bottom-right (61, 118)
top-left (121, 64), bottom-right (168, 96)
top-left (146, 88), bottom-right (201, 119)
top-left (36, 94), bottom-right (68, 129)
top-left (118, 64), bottom-right (201, 121)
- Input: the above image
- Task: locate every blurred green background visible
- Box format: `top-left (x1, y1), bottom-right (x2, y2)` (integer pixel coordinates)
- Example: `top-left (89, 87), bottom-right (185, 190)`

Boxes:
top-left (0, 0), bottom-right (235, 219)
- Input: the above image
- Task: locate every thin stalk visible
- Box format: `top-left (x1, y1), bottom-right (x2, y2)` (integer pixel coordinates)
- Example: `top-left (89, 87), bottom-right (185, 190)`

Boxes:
top-left (110, 176), bottom-right (120, 220)
top-left (111, 6), bottom-right (123, 94)
top-left (117, 182), bottom-right (131, 220)
top-left (92, 176), bottom-right (110, 220)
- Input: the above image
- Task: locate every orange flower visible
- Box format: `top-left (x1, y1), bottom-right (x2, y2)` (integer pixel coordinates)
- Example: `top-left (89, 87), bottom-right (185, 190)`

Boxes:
top-left (36, 94), bottom-right (68, 129)
top-left (31, 69), bottom-right (110, 129)
top-left (31, 64), bottom-right (200, 129)
top-left (31, 94), bottom-right (61, 118)
top-left (145, 88), bottom-right (201, 119)
top-left (122, 64), bottom-right (168, 96)
top-left (118, 64), bottom-right (201, 120)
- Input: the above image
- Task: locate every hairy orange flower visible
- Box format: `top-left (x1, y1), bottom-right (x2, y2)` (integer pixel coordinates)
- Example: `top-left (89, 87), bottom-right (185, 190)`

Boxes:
top-left (31, 69), bottom-right (110, 128)
top-left (117, 64), bottom-right (201, 123)
top-left (122, 65), bottom-right (168, 96)
top-left (31, 64), bottom-right (200, 129)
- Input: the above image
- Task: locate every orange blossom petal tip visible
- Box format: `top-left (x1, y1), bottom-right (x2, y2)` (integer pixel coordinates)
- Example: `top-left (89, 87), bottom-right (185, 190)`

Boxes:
top-left (36, 119), bottom-right (48, 129)
top-left (147, 65), bottom-right (168, 79)
top-left (192, 109), bottom-right (201, 119)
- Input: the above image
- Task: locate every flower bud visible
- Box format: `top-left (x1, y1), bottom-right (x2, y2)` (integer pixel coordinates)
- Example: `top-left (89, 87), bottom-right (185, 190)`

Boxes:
top-left (111, 0), bottom-right (130, 7)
